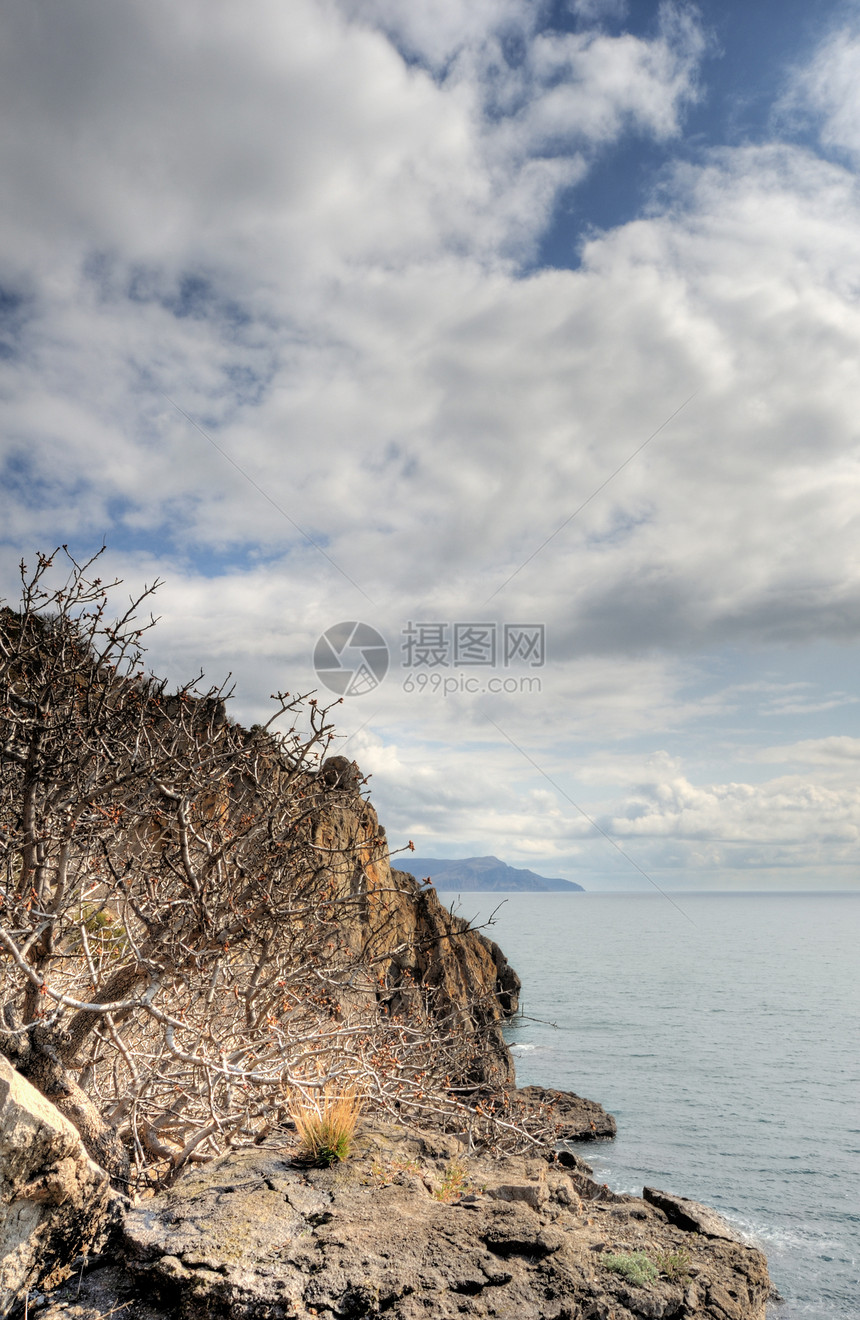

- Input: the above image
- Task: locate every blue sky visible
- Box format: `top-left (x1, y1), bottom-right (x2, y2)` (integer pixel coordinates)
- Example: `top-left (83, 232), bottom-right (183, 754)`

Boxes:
top-left (2, 0), bottom-right (860, 889)
top-left (538, 0), bottom-right (844, 259)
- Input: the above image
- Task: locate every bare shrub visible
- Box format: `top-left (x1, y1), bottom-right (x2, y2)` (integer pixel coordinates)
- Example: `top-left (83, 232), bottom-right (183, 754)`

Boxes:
top-left (0, 549), bottom-right (551, 1192)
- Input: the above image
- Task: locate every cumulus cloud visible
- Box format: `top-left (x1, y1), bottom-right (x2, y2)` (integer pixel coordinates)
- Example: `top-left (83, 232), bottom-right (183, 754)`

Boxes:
top-left (782, 24), bottom-right (860, 166)
top-left (1, 2), bottom-right (860, 884)
top-left (0, 0), bottom-right (708, 570)
top-left (351, 724), bottom-right (860, 883)
top-left (588, 768), bottom-right (860, 888)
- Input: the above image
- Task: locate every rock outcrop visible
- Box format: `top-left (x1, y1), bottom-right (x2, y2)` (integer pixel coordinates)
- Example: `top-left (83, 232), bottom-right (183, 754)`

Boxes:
top-left (516, 1087), bottom-right (618, 1142)
top-left (311, 758), bottom-right (521, 1089)
top-left (0, 1056), bottom-right (113, 1314)
top-left (642, 1188), bottom-right (743, 1241)
top-left (40, 1121), bottom-right (770, 1320)
top-left (0, 755), bottom-right (770, 1318)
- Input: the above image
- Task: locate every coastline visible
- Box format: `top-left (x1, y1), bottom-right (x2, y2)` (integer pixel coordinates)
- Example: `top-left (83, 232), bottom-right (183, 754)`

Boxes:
top-left (2, 884), bottom-right (775, 1319)
top-left (0, 791), bottom-right (783, 1318)
top-left (39, 1116), bottom-right (771, 1320)
top-left (481, 890), bottom-right (860, 1320)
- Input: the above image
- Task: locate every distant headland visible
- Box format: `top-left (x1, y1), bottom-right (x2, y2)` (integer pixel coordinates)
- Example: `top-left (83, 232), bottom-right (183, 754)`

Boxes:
top-left (398, 854), bottom-right (585, 892)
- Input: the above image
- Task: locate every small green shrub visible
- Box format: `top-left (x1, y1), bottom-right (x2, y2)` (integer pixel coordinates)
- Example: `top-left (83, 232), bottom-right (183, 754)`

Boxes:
top-left (74, 904), bottom-right (130, 960)
top-left (656, 1248), bottom-right (692, 1282)
top-left (601, 1251), bottom-right (659, 1287)
top-left (432, 1161), bottom-right (468, 1202)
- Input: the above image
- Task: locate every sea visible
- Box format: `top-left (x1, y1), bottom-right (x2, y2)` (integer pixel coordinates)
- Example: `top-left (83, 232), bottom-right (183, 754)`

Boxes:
top-left (438, 891), bottom-right (860, 1320)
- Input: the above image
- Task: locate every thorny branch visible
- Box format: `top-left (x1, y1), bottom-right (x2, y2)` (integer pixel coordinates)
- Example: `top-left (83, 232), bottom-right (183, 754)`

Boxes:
top-left (0, 549), bottom-right (555, 1193)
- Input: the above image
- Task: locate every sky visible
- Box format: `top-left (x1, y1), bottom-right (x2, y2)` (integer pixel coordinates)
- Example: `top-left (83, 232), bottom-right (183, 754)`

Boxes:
top-left (2, 0), bottom-right (860, 891)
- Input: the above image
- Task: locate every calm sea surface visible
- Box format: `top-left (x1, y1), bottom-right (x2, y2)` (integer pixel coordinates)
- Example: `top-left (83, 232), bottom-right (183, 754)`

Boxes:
top-left (440, 891), bottom-right (860, 1320)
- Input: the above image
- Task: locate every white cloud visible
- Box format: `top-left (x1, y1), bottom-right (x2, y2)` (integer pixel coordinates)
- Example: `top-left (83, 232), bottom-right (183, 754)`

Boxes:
top-left (752, 736), bottom-right (860, 765)
top-left (2, 2), bottom-right (860, 885)
top-left (783, 25), bottom-right (860, 166)
top-left (521, 6), bottom-right (704, 149)
top-left (607, 773), bottom-right (860, 846)
top-left (568, 0), bottom-right (628, 24)
top-left (351, 724), bottom-right (860, 880)
top-left (0, 0), bottom-right (707, 572)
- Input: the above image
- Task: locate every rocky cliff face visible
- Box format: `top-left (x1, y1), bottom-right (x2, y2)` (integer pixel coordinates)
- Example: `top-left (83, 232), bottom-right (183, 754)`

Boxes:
top-left (311, 757), bottom-right (521, 1090)
top-left (1, 754), bottom-right (771, 1318)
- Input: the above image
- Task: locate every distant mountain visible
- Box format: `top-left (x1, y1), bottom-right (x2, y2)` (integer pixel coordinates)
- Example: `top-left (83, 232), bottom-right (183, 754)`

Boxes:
top-left (396, 855), bottom-right (584, 892)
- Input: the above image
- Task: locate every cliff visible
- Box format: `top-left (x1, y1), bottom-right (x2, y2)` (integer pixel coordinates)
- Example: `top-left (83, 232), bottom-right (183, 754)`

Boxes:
top-left (310, 757), bottom-right (522, 1091)
top-left (1, 756), bottom-right (770, 1319)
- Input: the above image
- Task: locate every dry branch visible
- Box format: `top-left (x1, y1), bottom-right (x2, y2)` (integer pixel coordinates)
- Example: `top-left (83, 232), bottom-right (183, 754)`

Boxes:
top-left (0, 549), bottom-right (553, 1192)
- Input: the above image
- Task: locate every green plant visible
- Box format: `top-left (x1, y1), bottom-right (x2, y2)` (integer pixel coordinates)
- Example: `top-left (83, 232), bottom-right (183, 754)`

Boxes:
top-left (76, 904), bottom-right (130, 961)
top-left (289, 1088), bottom-right (362, 1166)
top-left (656, 1248), bottom-right (692, 1282)
top-left (432, 1160), bottom-right (468, 1202)
top-left (601, 1251), bottom-right (659, 1287)
top-left (368, 1160), bottom-right (391, 1187)
top-left (391, 1157), bottom-right (422, 1175)
top-left (368, 1155), bottom-right (422, 1187)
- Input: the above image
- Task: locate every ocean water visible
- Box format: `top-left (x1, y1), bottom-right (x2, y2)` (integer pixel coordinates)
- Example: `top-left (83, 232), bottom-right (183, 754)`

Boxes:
top-left (441, 891), bottom-right (860, 1319)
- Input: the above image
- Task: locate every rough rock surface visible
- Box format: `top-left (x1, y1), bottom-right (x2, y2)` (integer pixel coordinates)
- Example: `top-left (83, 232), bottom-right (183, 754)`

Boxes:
top-left (0, 1056), bottom-right (113, 1314)
top-left (41, 1122), bottom-right (769, 1320)
top-left (311, 758), bottom-right (521, 1089)
top-left (642, 1189), bottom-right (743, 1242)
top-left (516, 1086), bottom-right (618, 1141)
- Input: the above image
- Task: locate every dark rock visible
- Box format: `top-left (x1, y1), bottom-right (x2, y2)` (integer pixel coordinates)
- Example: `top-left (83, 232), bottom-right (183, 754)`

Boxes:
top-left (485, 938), bottom-right (522, 1015)
top-left (515, 1085), bottom-right (618, 1140)
top-left (555, 1146), bottom-right (594, 1175)
top-left (317, 754), bottom-right (363, 792)
top-left (643, 1187), bottom-right (744, 1241)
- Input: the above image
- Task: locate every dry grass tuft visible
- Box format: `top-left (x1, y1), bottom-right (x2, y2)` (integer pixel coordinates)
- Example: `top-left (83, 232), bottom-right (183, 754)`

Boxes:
top-left (289, 1087), bottom-right (363, 1166)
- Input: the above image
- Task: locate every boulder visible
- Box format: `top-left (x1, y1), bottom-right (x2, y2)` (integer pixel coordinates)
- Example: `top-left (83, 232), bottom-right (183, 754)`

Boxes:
top-left (0, 1056), bottom-right (113, 1313)
top-left (643, 1187), bottom-right (743, 1241)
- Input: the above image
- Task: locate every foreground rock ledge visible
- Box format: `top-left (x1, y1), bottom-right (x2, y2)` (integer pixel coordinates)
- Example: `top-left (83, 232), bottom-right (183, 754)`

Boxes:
top-left (40, 1122), bottom-right (769, 1320)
